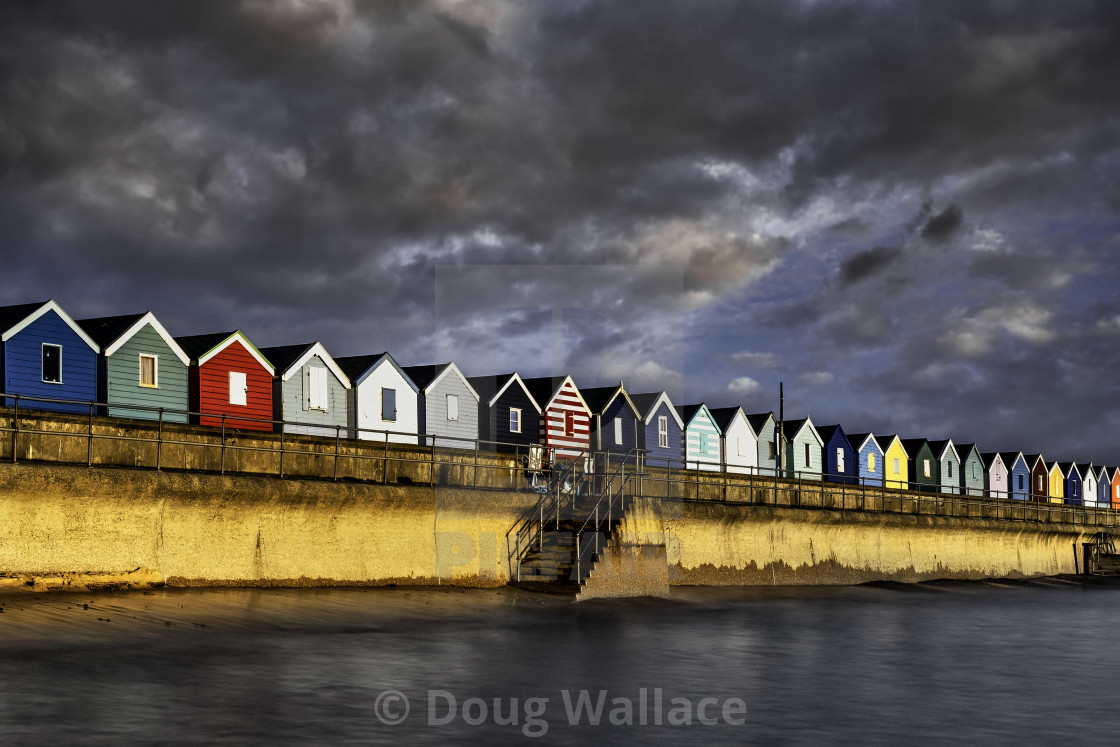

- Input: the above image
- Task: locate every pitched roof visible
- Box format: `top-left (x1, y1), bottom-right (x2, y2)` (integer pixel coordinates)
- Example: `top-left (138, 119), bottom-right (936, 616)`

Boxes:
top-left (927, 439), bottom-right (959, 461)
top-left (466, 373), bottom-right (541, 411)
top-left (257, 343), bottom-right (315, 374)
top-left (980, 452), bottom-right (1005, 470)
top-left (0, 301), bottom-right (50, 336)
top-left (900, 438), bottom-right (931, 458)
top-left (0, 300), bottom-right (99, 351)
top-left (1057, 462), bottom-right (1081, 478)
top-left (955, 442), bottom-right (980, 461)
top-left (708, 406), bottom-right (751, 434)
top-left (520, 375), bottom-right (588, 413)
top-left (174, 331), bottom-right (274, 373)
top-left (846, 433), bottom-right (882, 453)
top-left (581, 384), bottom-right (627, 415)
top-left (335, 352), bottom-right (418, 391)
top-left (628, 391), bottom-right (684, 428)
top-left (999, 451), bottom-right (1025, 469)
top-left (401, 362), bottom-right (478, 399)
top-left (815, 424), bottom-right (849, 446)
top-left (745, 412), bottom-right (775, 435)
top-left (77, 313), bottom-right (146, 348)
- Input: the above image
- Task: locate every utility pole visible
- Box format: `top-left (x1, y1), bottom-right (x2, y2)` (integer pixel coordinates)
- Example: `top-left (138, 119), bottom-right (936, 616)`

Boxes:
top-left (778, 381), bottom-right (784, 479)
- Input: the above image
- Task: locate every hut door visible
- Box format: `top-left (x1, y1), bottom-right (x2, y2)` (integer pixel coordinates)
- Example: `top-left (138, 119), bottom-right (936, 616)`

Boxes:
top-left (229, 371), bottom-right (247, 406)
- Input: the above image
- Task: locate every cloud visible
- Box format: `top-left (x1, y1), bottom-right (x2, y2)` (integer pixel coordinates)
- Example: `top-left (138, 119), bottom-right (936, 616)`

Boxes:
top-left (728, 376), bottom-right (763, 396)
top-left (920, 204), bottom-right (964, 243)
top-left (838, 245), bottom-right (903, 286)
top-left (731, 351), bottom-right (778, 367)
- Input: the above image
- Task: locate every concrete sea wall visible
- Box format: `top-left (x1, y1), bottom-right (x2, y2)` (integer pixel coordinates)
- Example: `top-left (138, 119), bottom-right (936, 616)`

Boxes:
top-left (0, 463), bottom-right (1096, 593)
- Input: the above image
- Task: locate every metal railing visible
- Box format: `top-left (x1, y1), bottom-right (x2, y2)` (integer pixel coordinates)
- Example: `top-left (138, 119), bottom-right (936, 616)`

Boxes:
top-left (1, 392), bottom-right (1116, 533)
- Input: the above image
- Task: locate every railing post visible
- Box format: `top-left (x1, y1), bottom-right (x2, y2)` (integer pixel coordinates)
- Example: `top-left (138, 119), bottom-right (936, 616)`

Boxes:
top-left (473, 440), bottom-right (478, 488)
top-left (220, 414), bottom-right (227, 475)
top-left (333, 425), bottom-right (341, 481)
top-left (156, 408), bottom-right (163, 471)
top-left (87, 401), bottom-right (94, 467)
top-left (10, 395), bottom-right (17, 464)
top-left (595, 504), bottom-right (600, 554)
top-left (279, 423), bottom-right (285, 478)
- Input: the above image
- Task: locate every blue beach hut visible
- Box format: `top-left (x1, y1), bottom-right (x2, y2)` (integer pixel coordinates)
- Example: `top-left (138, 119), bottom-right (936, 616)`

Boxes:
top-left (0, 300), bottom-right (99, 414)
top-left (817, 424), bottom-right (857, 485)
top-left (846, 433), bottom-right (884, 487)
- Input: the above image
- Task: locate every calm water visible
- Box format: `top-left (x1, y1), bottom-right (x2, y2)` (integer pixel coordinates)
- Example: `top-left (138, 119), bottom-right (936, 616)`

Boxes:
top-left (1, 581), bottom-right (1118, 744)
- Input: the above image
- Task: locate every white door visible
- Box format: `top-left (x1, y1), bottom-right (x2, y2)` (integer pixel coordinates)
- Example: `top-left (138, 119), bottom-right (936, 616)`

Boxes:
top-left (229, 371), bottom-right (247, 406)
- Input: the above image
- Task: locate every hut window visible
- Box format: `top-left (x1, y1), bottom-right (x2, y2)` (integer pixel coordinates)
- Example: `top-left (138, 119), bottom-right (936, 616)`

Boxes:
top-left (1018, 474), bottom-right (1024, 491)
top-left (947, 461), bottom-right (953, 478)
top-left (893, 458), bottom-right (900, 475)
top-left (699, 432), bottom-right (710, 454)
top-left (564, 411), bottom-right (575, 437)
top-left (381, 388), bottom-right (396, 421)
top-left (1037, 475), bottom-right (1044, 492)
top-left (657, 416), bottom-right (668, 448)
top-left (446, 394), bottom-right (459, 421)
top-left (139, 354), bottom-right (158, 388)
top-left (868, 453), bottom-right (876, 473)
top-left (307, 366), bottom-right (328, 410)
top-left (229, 371), bottom-right (247, 406)
top-left (923, 459), bottom-right (931, 478)
top-left (804, 443), bottom-right (811, 466)
top-left (768, 441), bottom-right (776, 459)
top-left (614, 417), bottom-right (623, 445)
top-left (510, 407), bottom-right (521, 433)
top-left (836, 448), bottom-right (845, 472)
top-left (737, 438), bottom-right (746, 457)
top-left (974, 463), bottom-right (979, 479)
top-left (42, 344), bottom-right (62, 384)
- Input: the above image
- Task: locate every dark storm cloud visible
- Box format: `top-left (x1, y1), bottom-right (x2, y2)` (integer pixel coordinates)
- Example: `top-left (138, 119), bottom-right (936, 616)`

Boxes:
top-left (920, 205), bottom-right (964, 244)
top-left (838, 246), bottom-right (904, 286)
top-left (1, 1), bottom-right (1120, 457)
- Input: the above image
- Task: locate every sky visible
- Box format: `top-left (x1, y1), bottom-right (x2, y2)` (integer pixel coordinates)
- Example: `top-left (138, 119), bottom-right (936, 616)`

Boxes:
top-left (2, 0), bottom-right (1120, 462)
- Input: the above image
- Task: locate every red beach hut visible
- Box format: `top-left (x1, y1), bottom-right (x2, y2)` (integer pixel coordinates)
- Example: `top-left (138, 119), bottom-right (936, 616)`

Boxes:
top-left (174, 331), bottom-right (275, 431)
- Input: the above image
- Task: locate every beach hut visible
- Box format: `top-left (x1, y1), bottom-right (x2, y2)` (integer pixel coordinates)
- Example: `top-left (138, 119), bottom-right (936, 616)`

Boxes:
top-left (401, 363), bottom-right (479, 449)
top-left (677, 404), bottom-right (723, 472)
top-left (1024, 454), bottom-right (1049, 502)
top-left (781, 417), bottom-right (824, 481)
top-left (901, 438), bottom-right (938, 492)
top-left (77, 311), bottom-right (189, 423)
top-left (1080, 463), bottom-right (1097, 508)
top-left (1057, 462), bottom-right (1083, 506)
top-left (709, 406), bottom-right (758, 475)
top-left (258, 343), bottom-right (350, 437)
top-left (175, 331), bottom-right (275, 431)
top-left (927, 440), bottom-right (961, 495)
top-left (999, 452), bottom-right (1030, 501)
top-left (1046, 462), bottom-right (1065, 505)
top-left (582, 383), bottom-right (642, 466)
top-left (630, 391), bottom-right (684, 470)
top-left (1110, 467), bottom-right (1120, 509)
top-left (466, 373), bottom-right (541, 453)
top-left (846, 433), bottom-right (884, 487)
top-left (0, 300), bottom-right (99, 414)
top-left (746, 412), bottom-right (778, 477)
top-left (336, 353), bottom-right (418, 443)
top-left (816, 424), bottom-right (857, 485)
top-left (522, 376), bottom-right (592, 461)
top-left (876, 435), bottom-right (910, 490)
top-left (1097, 466), bottom-right (1111, 508)
top-left (981, 452), bottom-right (1008, 499)
top-left (955, 442), bottom-right (985, 497)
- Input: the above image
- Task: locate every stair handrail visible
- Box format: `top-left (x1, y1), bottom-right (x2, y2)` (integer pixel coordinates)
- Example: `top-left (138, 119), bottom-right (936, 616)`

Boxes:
top-left (570, 448), bottom-right (645, 583)
top-left (508, 447), bottom-right (590, 581)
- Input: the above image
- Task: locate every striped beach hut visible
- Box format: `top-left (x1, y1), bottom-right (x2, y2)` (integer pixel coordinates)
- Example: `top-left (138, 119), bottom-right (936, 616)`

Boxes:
top-left (677, 403), bottom-right (723, 472)
top-left (522, 376), bottom-right (592, 461)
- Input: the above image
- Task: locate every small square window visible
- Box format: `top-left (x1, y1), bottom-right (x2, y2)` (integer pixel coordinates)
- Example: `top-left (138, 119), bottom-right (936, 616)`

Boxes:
top-left (509, 407), bottom-right (521, 434)
top-left (139, 354), bottom-right (158, 388)
top-left (42, 344), bottom-right (62, 384)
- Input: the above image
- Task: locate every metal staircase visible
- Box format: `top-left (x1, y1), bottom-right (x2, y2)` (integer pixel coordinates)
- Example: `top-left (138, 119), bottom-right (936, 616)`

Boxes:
top-left (509, 450), bottom-right (640, 591)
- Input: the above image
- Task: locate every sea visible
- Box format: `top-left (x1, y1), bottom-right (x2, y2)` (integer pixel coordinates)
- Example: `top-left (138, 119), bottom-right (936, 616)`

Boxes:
top-left (0, 581), bottom-right (1117, 744)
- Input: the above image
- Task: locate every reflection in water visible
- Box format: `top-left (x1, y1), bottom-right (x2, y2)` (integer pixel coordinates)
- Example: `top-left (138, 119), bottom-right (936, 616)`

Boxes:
top-left (1, 582), bottom-right (1118, 743)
